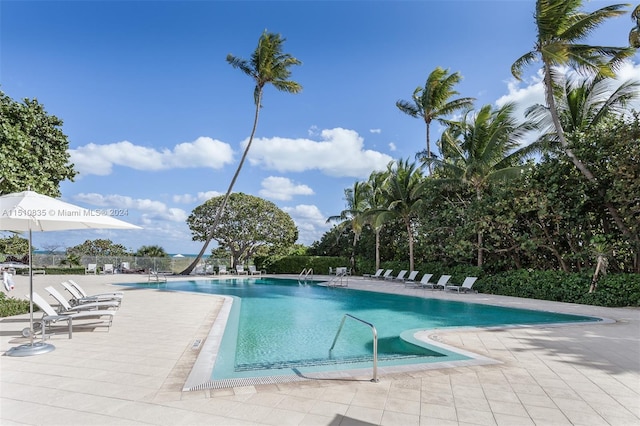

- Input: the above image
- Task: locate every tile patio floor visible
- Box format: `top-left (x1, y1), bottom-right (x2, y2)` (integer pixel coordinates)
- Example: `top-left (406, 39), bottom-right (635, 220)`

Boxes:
top-left (1, 273), bottom-right (638, 425)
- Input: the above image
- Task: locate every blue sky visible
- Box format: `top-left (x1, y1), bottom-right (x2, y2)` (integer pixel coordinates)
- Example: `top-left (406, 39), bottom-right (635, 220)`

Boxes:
top-left (2, 0), bottom-right (639, 254)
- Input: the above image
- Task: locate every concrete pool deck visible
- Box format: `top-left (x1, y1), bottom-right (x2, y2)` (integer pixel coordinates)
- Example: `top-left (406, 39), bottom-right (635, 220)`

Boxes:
top-left (0, 273), bottom-right (638, 425)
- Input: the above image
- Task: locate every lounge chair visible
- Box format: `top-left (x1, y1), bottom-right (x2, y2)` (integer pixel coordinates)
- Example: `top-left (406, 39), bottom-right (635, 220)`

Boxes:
top-left (380, 269), bottom-right (393, 280)
top-left (85, 263), bottom-right (97, 274)
top-left (390, 270), bottom-right (407, 281)
top-left (102, 264), bottom-right (115, 274)
top-left (61, 281), bottom-right (122, 307)
top-left (363, 269), bottom-right (383, 279)
top-left (45, 286), bottom-right (119, 313)
top-left (68, 279), bottom-right (124, 301)
top-left (248, 265), bottom-right (262, 276)
top-left (406, 273), bottom-right (433, 288)
top-left (218, 265), bottom-right (229, 275)
top-left (236, 265), bottom-right (248, 275)
top-left (422, 274), bottom-right (452, 290)
top-left (29, 292), bottom-right (117, 339)
top-left (445, 277), bottom-right (478, 293)
top-left (403, 270), bottom-right (419, 285)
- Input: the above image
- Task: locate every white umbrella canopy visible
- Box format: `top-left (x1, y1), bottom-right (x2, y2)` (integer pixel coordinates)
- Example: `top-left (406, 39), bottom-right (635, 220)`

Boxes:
top-left (0, 190), bottom-right (142, 356)
top-left (0, 190), bottom-right (142, 232)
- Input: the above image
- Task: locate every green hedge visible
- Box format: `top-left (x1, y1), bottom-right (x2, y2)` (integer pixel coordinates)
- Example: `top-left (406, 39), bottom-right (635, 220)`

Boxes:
top-left (257, 255), bottom-right (350, 274)
top-left (476, 270), bottom-right (640, 307)
top-left (0, 292), bottom-right (31, 317)
top-left (17, 267), bottom-right (85, 275)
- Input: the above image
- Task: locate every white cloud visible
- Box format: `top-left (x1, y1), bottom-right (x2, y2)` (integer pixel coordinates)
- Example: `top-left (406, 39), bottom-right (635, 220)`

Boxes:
top-left (73, 193), bottom-right (188, 222)
top-left (172, 191), bottom-right (223, 204)
top-left (388, 142), bottom-right (397, 151)
top-left (247, 128), bottom-right (393, 178)
top-left (283, 204), bottom-right (330, 245)
top-left (70, 137), bottom-right (234, 176)
top-left (370, 128), bottom-right (381, 134)
top-left (259, 177), bottom-right (314, 201)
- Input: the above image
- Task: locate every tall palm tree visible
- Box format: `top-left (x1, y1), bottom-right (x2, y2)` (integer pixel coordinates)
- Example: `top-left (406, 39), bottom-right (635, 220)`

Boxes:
top-left (327, 180), bottom-right (372, 271)
top-left (365, 170), bottom-right (390, 271)
top-left (511, 0), bottom-right (636, 245)
top-left (181, 31), bottom-right (301, 274)
top-left (426, 103), bottom-right (537, 267)
top-left (375, 159), bottom-right (426, 272)
top-left (396, 67), bottom-right (475, 173)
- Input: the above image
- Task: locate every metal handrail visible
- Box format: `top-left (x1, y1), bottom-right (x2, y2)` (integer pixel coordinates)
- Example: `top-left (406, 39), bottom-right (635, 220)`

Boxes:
top-left (299, 268), bottom-right (313, 279)
top-left (329, 314), bottom-right (379, 382)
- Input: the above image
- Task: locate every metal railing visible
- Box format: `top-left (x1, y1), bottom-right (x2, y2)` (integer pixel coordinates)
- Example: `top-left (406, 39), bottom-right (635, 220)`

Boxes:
top-left (299, 268), bottom-right (313, 280)
top-left (329, 314), bottom-right (379, 383)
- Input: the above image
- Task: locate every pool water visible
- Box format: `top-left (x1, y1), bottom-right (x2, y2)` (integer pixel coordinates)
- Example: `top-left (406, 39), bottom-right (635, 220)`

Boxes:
top-left (123, 277), bottom-right (599, 380)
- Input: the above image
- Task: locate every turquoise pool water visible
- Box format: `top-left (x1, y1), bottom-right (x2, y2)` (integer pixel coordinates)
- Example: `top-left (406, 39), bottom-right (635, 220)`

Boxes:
top-left (123, 277), bottom-right (599, 380)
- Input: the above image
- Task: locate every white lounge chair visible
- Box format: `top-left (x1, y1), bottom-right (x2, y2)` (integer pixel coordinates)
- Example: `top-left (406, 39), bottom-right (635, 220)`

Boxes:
top-left (403, 270), bottom-right (419, 285)
top-left (45, 286), bottom-right (119, 313)
top-left (29, 292), bottom-right (117, 338)
top-left (445, 277), bottom-right (478, 293)
top-left (407, 273), bottom-right (433, 288)
top-left (248, 265), bottom-right (261, 276)
top-left (102, 264), bottom-right (114, 274)
top-left (422, 274), bottom-right (451, 290)
top-left (380, 269), bottom-right (393, 280)
top-left (61, 281), bottom-right (122, 307)
top-left (390, 270), bottom-right (407, 281)
top-left (85, 263), bottom-right (97, 274)
top-left (363, 269), bottom-right (383, 279)
top-left (235, 265), bottom-right (248, 275)
top-left (68, 279), bottom-right (124, 301)
top-left (218, 265), bottom-right (229, 275)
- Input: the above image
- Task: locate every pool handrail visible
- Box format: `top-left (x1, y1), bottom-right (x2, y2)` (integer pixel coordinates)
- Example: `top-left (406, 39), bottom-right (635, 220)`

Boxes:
top-left (329, 313), bottom-right (379, 383)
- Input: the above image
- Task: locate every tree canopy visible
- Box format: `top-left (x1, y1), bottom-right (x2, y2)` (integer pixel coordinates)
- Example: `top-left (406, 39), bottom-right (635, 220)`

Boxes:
top-left (0, 90), bottom-right (76, 196)
top-left (66, 239), bottom-right (129, 256)
top-left (187, 193), bottom-right (298, 267)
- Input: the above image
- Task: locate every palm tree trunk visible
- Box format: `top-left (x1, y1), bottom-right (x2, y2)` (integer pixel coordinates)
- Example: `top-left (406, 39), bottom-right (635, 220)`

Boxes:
top-left (180, 90), bottom-right (263, 275)
top-left (375, 227), bottom-right (381, 270)
top-left (406, 219), bottom-right (414, 272)
top-left (425, 122), bottom-right (432, 174)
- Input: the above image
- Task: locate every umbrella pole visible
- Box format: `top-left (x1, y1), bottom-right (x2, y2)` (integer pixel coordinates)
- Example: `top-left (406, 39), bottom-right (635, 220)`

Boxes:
top-left (4, 228), bottom-right (55, 356)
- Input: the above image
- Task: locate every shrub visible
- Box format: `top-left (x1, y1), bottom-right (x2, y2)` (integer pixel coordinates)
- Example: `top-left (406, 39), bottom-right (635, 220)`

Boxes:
top-left (0, 292), bottom-right (31, 317)
top-left (475, 270), bottom-right (640, 307)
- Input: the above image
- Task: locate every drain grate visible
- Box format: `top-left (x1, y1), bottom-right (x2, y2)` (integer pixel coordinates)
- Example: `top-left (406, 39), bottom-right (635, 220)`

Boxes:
top-left (185, 374), bottom-right (308, 391)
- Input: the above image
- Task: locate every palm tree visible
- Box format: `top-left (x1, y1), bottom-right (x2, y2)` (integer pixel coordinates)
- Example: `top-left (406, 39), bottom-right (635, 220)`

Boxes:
top-left (375, 159), bottom-right (426, 272)
top-left (511, 0), bottom-right (636, 244)
top-left (426, 103), bottom-right (537, 267)
top-left (364, 170), bottom-right (390, 271)
top-left (396, 67), bottom-right (475, 173)
top-left (181, 31), bottom-right (301, 275)
top-left (525, 73), bottom-right (640, 136)
top-left (327, 180), bottom-right (372, 271)
top-left (630, 4), bottom-right (640, 47)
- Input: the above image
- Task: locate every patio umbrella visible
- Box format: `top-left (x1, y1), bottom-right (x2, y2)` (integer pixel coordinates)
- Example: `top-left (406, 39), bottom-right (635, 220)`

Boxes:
top-left (0, 190), bottom-right (142, 356)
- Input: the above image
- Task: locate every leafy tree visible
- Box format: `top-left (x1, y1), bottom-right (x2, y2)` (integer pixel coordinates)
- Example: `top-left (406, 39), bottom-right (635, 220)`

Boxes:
top-left (60, 253), bottom-right (82, 268)
top-left (364, 170), bottom-right (390, 270)
top-left (0, 234), bottom-right (30, 255)
top-left (426, 103), bottom-right (537, 267)
top-left (396, 67), bottom-right (475, 173)
top-left (187, 193), bottom-right (298, 268)
top-left (181, 31), bottom-right (301, 274)
top-left (511, 0), bottom-right (636, 245)
top-left (67, 239), bottom-right (128, 256)
top-left (135, 245), bottom-right (168, 258)
top-left (0, 90), bottom-right (76, 196)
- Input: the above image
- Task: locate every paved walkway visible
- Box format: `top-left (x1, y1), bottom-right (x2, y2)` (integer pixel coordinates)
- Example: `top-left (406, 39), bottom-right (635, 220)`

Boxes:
top-left (1, 273), bottom-right (638, 425)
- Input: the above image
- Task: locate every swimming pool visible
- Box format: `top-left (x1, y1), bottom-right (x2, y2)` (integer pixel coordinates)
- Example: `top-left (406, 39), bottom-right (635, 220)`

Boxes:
top-left (123, 277), bottom-right (600, 387)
